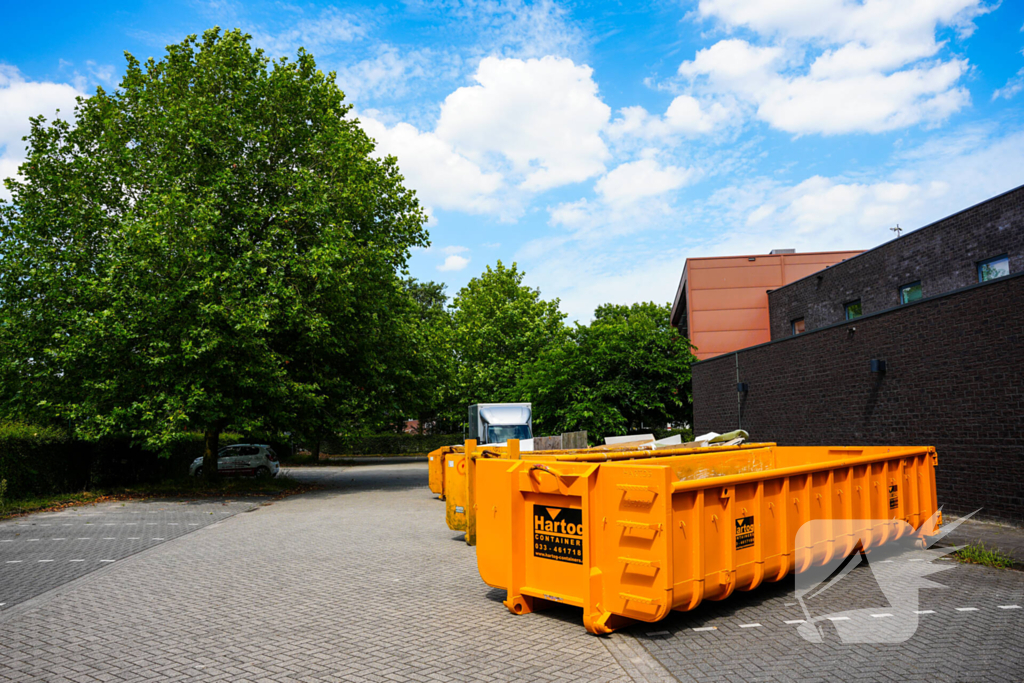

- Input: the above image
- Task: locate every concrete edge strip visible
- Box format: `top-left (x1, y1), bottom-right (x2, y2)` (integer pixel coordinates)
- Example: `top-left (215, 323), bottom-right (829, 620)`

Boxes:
top-left (601, 632), bottom-right (680, 683)
top-left (0, 500), bottom-right (265, 625)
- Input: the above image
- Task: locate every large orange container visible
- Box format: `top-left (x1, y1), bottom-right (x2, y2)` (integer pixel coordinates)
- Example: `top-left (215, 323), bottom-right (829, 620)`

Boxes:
top-left (446, 439), bottom-right (773, 544)
top-left (474, 445), bottom-right (939, 634)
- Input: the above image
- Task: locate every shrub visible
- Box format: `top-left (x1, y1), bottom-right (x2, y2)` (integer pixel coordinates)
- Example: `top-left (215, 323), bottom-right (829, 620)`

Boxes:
top-left (0, 422), bottom-right (80, 497)
top-left (321, 433), bottom-right (463, 456)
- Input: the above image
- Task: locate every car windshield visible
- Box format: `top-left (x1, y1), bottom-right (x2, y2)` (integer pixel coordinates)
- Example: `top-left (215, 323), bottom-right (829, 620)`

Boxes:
top-left (485, 424), bottom-right (531, 443)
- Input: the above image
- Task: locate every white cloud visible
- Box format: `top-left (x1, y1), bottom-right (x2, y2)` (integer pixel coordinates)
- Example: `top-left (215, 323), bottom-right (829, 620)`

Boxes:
top-left (525, 125), bottom-right (1024, 322)
top-left (251, 6), bottom-right (369, 57)
top-left (0, 65), bottom-right (85, 199)
top-left (435, 55), bottom-right (611, 191)
top-left (993, 68), bottom-right (1024, 101)
top-left (405, 0), bottom-right (585, 60)
top-left (595, 158), bottom-right (698, 206)
top-left (694, 0), bottom-right (987, 45)
top-left (678, 0), bottom-right (988, 135)
top-left (438, 254), bottom-right (471, 271)
top-left (607, 95), bottom-right (736, 142)
top-left (442, 245), bottom-right (469, 255)
top-left (359, 114), bottom-right (503, 215)
top-left (703, 126), bottom-right (1024, 254)
top-left (335, 46), bottom-right (464, 102)
top-left (522, 245), bottom-right (692, 322)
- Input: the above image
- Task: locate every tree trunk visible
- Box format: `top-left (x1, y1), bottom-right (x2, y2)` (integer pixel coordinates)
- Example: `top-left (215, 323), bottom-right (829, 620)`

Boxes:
top-left (313, 438), bottom-right (322, 464)
top-left (203, 425), bottom-right (222, 482)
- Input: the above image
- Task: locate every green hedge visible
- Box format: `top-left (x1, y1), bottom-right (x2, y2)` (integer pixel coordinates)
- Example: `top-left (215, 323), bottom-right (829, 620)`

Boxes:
top-left (0, 423), bottom-right (79, 498)
top-left (0, 424), bottom-right (290, 499)
top-left (321, 433), bottom-right (462, 456)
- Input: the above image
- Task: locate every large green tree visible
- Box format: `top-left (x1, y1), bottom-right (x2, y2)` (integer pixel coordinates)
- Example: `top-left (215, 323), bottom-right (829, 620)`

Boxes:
top-left (519, 302), bottom-right (697, 442)
top-left (0, 29), bottom-right (428, 478)
top-left (444, 261), bottom-right (565, 426)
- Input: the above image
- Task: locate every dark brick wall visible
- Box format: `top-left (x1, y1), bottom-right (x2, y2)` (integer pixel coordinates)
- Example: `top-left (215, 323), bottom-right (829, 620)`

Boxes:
top-left (768, 184), bottom-right (1024, 340)
top-left (693, 272), bottom-right (1024, 524)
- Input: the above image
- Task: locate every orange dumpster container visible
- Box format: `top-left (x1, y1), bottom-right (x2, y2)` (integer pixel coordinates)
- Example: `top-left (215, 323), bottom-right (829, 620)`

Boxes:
top-left (446, 439), bottom-right (774, 545)
top-left (474, 444), bottom-right (940, 634)
top-left (428, 445), bottom-right (462, 499)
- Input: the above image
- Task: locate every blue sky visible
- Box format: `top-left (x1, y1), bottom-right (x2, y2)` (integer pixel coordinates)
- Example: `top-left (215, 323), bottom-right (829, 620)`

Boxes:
top-left (3, 1), bottom-right (1023, 320)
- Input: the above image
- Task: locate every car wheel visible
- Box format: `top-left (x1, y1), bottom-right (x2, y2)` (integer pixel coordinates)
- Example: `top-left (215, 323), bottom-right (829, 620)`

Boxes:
top-left (194, 466), bottom-right (203, 478)
top-left (254, 466), bottom-right (270, 480)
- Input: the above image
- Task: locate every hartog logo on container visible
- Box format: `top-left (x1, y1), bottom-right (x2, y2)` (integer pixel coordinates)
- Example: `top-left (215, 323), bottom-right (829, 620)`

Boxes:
top-left (735, 516), bottom-right (755, 550)
top-left (889, 485), bottom-right (899, 510)
top-left (533, 505), bottom-right (583, 565)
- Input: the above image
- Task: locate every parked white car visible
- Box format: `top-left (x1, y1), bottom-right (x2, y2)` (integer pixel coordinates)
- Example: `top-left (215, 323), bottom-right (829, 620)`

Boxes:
top-left (190, 444), bottom-right (281, 479)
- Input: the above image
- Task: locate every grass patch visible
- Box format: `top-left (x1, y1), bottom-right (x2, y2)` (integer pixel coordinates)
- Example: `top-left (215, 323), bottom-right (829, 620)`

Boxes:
top-left (953, 542), bottom-right (1015, 569)
top-left (0, 475), bottom-right (312, 521)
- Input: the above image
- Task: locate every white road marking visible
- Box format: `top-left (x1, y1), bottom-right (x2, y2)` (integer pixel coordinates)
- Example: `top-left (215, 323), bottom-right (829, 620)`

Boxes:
top-left (77, 538), bottom-right (91, 540)
top-left (188, 524), bottom-right (199, 526)
top-left (27, 539), bottom-right (40, 542)
top-left (62, 524), bottom-right (73, 526)
top-left (69, 559), bottom-right (85, 562)
top-left (784, 620), bottom-right (806, 624)
top-left (102, 538), bottom-right (116, 540)
top-left (38, 559), bottom-right (54, 563)
top-left (998, 605), bottom-right (1021, 609)
top-left (827, 617), bottom-right (850, 621)
top-left (99, 559), bottom-right (115, 563)
top-left (908, 559), bottom-right (926, 562)
top-left (146, 523), bottom-right (158, 526)
top-left (871, 614), bottom-right (893, 618)
top-left (0, 540), bottom-right (11, 542)
top-left (739, 623), bottom-right (761, 628)
top-left (692, 626), bottom-right (717, 632)
top-left (956, 607), bottom-right (980, 612)
top-left (152, 537), bottom-right (165, 540)
top-left (127, 537), bottom-right (140, 540)
top-left (168, 523), bottom-right (179, 526)
top-left (125, 523), bottom-right (137, 526)
top-left (104, 523), bottom-right (116, 526)
top-left (877, 560), bottom-right (894, 563)
top-left (6, 561), bottom-right (22, 564)
top-left (51, 538), bottom-right (65, 541)
top-left (914, 610), bottom-right (936, 614)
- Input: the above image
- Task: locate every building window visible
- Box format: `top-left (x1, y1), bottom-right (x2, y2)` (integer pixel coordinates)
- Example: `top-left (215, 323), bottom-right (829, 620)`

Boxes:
top-left (845, 300), bottom-right (862, 320)
top-left (978, 255), bottom-right (1009, 282)
top-left (791, 318), bottom-right (805, 335)
top-left (899, 281), bottom-right (922, 305)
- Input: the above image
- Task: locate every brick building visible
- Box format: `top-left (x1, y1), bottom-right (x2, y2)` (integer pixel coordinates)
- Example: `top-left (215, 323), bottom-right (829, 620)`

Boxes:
top-left (670, 249), bottom-right (861, 360)
top-left (685, 184), bottom-right (1024, 523)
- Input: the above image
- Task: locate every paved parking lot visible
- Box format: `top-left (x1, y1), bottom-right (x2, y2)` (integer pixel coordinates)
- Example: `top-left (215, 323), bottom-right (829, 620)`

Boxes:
top-left (0, 498), bottom-right (265, 610)
top-left (0, 464), bottom-right (1020, 682)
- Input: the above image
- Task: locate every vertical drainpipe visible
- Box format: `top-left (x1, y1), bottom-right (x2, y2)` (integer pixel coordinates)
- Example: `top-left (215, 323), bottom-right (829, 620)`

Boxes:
top-left (735, 352), bottom-right (742, 431)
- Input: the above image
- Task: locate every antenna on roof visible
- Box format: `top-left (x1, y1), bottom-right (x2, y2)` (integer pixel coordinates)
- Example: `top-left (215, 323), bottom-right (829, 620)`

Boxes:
top-left (890, 224), bottom-right (902, 238)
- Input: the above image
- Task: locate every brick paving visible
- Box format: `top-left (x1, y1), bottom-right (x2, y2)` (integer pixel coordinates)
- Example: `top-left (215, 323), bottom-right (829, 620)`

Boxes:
top-left (0, 464), bottom-right (1021, 682)
top-left (0, 465), bottom-right (626, 682)
top-left (0, 498), bottom-right (264, 610)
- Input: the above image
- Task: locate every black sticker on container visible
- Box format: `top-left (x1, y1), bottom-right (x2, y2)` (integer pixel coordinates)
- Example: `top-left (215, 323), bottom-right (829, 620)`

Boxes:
top-left (533, 505), bottom-right (583, 565)
top-left (888, 485), bottom-right (898, 510)
top-left (735, 516), bottom-right (755, 550)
